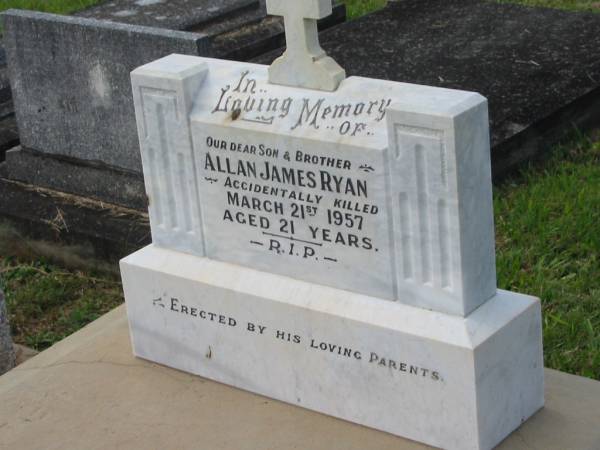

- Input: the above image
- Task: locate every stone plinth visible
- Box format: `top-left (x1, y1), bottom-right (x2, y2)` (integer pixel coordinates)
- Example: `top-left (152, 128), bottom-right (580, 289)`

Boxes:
top-left (0, 305), bottom-right (598, 450)
top-left (121, 245), bottom-right (543, 450)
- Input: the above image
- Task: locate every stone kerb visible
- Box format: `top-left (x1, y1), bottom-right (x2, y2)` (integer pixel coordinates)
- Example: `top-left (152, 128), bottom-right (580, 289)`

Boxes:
top-left (0, 289), bottom-right (15, 376)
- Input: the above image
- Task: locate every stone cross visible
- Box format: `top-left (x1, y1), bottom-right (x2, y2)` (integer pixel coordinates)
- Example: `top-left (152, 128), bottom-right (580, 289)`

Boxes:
top-left (266, 0), bottom-right (345, 91)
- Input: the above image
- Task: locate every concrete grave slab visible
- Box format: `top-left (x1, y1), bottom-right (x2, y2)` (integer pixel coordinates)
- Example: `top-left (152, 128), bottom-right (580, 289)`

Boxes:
top-left (76, 0), bottom-right (260, 31)
top-left (0, 174), bottom-right (149, 261)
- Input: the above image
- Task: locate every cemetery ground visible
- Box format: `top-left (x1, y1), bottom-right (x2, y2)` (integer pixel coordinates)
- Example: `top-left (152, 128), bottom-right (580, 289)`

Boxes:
top-left (0, 0), bottom-right (597, 445)
top-left (1, 130), bottom-right (599, 379)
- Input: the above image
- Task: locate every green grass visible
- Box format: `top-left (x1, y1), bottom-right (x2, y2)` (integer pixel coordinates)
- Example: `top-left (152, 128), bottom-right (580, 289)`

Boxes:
top-left (0, 264), bottom-right (122, 349)
top-left (0, 225), bottom-right (123, 351)
top-left (340, 0), bottom-right (388, 19)
top-left (0, 0), bottom-right (100, 15)
top-left (495, 132), bottom-right (600, 379)
top-left (341, 0), bottom-right (599, 20)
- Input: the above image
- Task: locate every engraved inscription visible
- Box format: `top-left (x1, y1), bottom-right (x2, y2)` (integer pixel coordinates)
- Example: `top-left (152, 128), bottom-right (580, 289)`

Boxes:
top-left (211, 71), bottom-right (392, 138)
top-left (194, 126), bottom-right (395, 300)
top-left (151, 293), bottom-right (444, 382)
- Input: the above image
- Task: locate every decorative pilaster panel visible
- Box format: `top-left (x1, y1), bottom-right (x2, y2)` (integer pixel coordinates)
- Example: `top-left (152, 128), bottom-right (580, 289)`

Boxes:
top-left (386, 96), bottom-right (497, 316)
top-left (131, 55), bottom-right (208, 256)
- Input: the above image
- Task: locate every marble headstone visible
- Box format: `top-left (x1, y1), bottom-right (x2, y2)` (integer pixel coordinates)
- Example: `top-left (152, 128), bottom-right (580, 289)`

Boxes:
top-left (121, 2), bottom-right (544, 449)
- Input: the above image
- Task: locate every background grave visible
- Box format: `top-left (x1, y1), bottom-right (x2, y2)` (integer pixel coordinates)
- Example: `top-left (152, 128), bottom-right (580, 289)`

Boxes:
top-left (75, 0), bottom-right (261, 31)
top-left (255, 0), bottom-right (600, 179)
top-left (0, 5), bottom-right (346, 258)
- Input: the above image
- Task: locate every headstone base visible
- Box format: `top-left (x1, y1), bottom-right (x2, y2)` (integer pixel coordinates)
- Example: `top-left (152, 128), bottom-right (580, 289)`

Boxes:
top-left (121, 245), bottom-right (545, 450)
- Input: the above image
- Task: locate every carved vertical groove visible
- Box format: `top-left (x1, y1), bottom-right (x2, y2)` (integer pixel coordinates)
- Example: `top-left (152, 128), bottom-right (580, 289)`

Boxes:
top-left (147, 139), bottom-right (163, 227)
top-left (415, 145), bottom-right (431, 284)
top-left (399, 192), bottom-right (413, 280)
top-left (438, 198), bottom-right (451, 288)
top-left (178, 153), bottom-right (193, 232)
top-left (133, 62), bottom-right (208, 257)
top-left (156, 102), bottom-right (178, 230)
top-left (391, 124), bottom-right (454, 295)
top-left (439, 141), bottom-right (448, 188)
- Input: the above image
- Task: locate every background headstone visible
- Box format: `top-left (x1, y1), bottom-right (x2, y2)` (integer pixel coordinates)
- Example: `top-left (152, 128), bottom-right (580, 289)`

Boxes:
top-left (0, 5), bottom-right (347, 203)
top-left (3, 10), bottom-right (210, 173)
top-left (0, 289), bottom-right (16, 376)
top-left (0, 5), bottom-right (346, 260)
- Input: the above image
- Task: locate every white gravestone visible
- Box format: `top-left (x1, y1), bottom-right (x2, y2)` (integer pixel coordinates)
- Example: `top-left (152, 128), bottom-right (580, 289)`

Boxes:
top-left (121, 3), bottom-right (544, 449)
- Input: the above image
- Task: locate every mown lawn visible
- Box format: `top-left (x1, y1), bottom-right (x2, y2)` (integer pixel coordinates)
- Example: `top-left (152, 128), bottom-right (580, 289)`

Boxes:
top-left (341, 0), bottom-right (599, 19)
top-left (0, 0), bottom-right (100, 15)
top-left (495, 133), bottom-right (600, 379)
top-left (341, 0), bottom-right (387, 19)
top-left (0, 224), bottom-right (123, 350)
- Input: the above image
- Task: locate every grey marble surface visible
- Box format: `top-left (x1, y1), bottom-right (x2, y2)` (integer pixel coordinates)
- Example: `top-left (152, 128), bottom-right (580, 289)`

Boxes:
top-left (75, 0), bottom-right (259, 31)
top-left (3, 10), bottom-right (209, 172)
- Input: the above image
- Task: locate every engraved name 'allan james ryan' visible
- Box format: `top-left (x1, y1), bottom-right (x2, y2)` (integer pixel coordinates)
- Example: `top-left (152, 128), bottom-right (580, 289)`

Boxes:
top-left (204, 149), bottom-right (369, 198)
